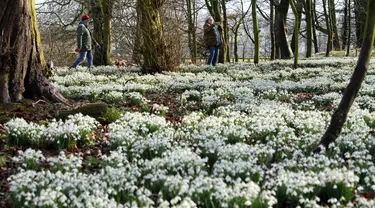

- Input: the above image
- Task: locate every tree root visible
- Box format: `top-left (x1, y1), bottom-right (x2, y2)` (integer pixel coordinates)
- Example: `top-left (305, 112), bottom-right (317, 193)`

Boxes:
top-left (38, 76), bottom-right (71, 106)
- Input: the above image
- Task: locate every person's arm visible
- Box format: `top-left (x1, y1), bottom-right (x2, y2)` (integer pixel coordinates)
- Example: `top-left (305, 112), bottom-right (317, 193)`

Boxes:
top-left (76, 25), bottom-right (83, 50)
top-left (204, 23), bottom-right (214, 34)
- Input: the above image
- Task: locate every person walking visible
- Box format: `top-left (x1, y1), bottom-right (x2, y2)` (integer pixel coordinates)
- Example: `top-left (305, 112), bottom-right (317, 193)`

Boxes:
top-left (203, 16), bottom-right (222, 66)
top-left (70, 14), bottom-right (97, 69)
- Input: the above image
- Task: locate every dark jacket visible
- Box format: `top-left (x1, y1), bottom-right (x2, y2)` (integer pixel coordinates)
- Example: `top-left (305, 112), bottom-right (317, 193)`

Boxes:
top-left (203, 22), bottom-right (222, 47)
top-left (76, 21), bottom-right (92, 52)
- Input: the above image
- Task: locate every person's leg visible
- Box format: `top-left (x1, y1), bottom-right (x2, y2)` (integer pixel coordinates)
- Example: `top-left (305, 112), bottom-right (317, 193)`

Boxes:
top-left (86, 50), bottom-right (93, 68)
top-left (71, 51), bottom-right (87, 68)
top-left (206, 46), bottom-right (215, 65)
top-left (212, 46), bottom-right (219, 66)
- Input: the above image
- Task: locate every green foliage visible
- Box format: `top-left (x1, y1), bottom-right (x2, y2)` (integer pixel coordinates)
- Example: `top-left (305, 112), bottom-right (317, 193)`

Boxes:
top-left (0, 156), bottom-right (6, 167)
top-left (101, 108), bottom-right (121, 123)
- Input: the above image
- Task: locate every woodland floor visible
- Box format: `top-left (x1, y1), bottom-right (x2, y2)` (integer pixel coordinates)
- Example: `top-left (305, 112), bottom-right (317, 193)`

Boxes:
top-left (0, 94), bottom-right (182, 207)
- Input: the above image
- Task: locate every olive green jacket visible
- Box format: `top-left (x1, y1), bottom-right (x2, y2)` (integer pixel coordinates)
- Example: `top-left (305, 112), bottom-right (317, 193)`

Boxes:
top-left (203, 22), bottom-right (223, 47)
top-left (76, 21), bottom-right (92, 52)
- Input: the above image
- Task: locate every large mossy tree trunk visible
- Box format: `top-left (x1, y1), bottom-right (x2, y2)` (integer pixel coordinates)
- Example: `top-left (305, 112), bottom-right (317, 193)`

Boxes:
top-left (138, 0), bottom-right (168, 73)
top-left (275, 0), bottom-right (292, 59)
top-left (315, 0), bottom-right (375, 151)
top-left (89, 0), bottom-right (113, 66)
top-left (0, 0), bottom-right (67, 104)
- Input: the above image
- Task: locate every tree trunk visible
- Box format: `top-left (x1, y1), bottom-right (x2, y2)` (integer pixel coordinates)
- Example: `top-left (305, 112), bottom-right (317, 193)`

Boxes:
top-left (270, 0), bottom-right (276, 60)
top-left (233, 22), bottom-right (241, 62)
top-left (252, 0), bottom-right (260, 64)
top-left (346, 0), bottom-right (352, 56)
top-left (221, 0), bottom-right (229, 63)
top-left (354, 0), bottom-right (368, 48)
top-left (316, 0), bottom-right (375, 151)
top-left (0, 0), bottom-right (67, 104)
top-left (90, 0), bottom-right (112, 66)
top-left (342, 0), bottom-right (349, 50)
top-left (329, 0), bottom-right (340, 50)
top-left (132, 0), bottom-right (142, 65)
top-left (291, 0), bottom-right (302, 54)
top-left (312, 0), bottom-right (319, 53)
top-left (186, 0), bottom-right (198, 64)
top-left (323, 0), bottom-right (332, 57)
top-left (290, 0), bottom-right (299, 68)
top-left (139, 0), bottom-right (172, 73)
top-left (275, 0), bottom-right (292, 59)
top-left (305, 0), bottom-right (313, 57)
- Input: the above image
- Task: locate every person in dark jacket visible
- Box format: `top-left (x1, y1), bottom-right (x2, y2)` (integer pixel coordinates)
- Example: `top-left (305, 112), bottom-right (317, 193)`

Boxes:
top-left (203, 16), bottom-right (222, 66)
top-left (70, 14), bottom-right (93, 69)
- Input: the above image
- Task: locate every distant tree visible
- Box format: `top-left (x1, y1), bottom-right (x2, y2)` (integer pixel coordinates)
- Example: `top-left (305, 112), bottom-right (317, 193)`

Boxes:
top-left (275, 0), bottom-right (292, 59)
top-left (290, 0), bottom-right (299, 68)
top-left (329, 0), bottom-right (340, 50)
top-left (252, 0), bottom-right (260, 64)
top-left (270, 0), bottom-right (276, 60)
top-left (0, 0), bottom-right (67, 104)
top-left (322, 0), bottom-right (332, 56)
top-left (186, 0), bottom-right (199, 63)
top-left (354, 0), bottom-right (368, 48)
top-left (316, 0), bottom-right (375, 151)
top-left (305, 0), bottom-right (313, 57)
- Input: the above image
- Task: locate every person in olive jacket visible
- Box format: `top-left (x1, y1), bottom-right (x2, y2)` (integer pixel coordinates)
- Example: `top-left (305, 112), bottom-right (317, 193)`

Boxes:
top-left (70, 14), bottom-right (94, 69)
top-left (203, 16), bottom-right (222, 66)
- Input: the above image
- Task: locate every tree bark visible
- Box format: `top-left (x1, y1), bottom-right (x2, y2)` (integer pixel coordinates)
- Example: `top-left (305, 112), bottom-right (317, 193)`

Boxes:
top-left (252, 0), bottom-right (260, 64)
top-left (139, 0), bottom-right (174, 73)
top-left (305, 0), bottom-right (313, 57)
top-left (290, 0), bottom-right (302, 54)
top-left (186, 0), bottom-right (198, 64)
top-left (222, 0), bottom-right (230, 63)
top-left (312, 0), bottom-right (319, 53)
top-left (275, 0), bottom-right (292, 59)
top-left (89, 0), bottom-right (112, 66)
top-left (316, 0), bottom-right (375, 151)
top-left (346, 0), bottom-right (352, 56)
top-left (342, 0), bottom-right (349, 50)
top-left (329, 0), bottom-right (340, 50)
top-left (132, 0), bottom-right (142, 65)
top-left (233, 21), bottom-right (241, 62)
top-left (0, 0), bottom-right (67, 104)
top-left (323, 0), bottom-right (332, 57)
top-left (290, 0), bottom-right (299, 68)
top-left (270, 0), bottom-right (276, 60)
top-left (354, 0), bottom-right (368, 48)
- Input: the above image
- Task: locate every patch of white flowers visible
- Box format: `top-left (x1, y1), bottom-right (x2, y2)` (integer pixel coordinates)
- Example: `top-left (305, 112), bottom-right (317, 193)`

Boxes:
top-left (8, 58), bottom-right (375, 207)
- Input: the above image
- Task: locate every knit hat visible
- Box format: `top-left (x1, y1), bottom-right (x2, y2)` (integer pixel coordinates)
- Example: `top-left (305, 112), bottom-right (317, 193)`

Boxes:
top-left (81, 14), bottom-right (90, 21)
